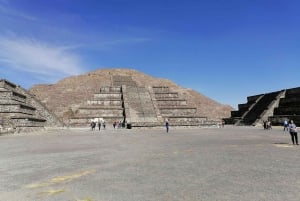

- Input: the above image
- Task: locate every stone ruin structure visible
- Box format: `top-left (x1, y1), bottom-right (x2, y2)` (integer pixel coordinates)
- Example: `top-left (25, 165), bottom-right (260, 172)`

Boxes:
top-left (225, 87), bottom-right (300, 126)
top-left (69, 75), bottom-right (214, 128)
top-left (0, 79), bottom-right (63, 133)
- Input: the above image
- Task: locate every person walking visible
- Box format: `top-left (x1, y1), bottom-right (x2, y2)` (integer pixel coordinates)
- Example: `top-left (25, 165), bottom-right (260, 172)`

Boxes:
top-left (98, 121), bottom-right (101, 131)
top-left (91, 121), bottom-right (96, 131)
top-left (289, 120), bottom-right (299, 145)
top-left (165, 119), bottom-right (169, 133)
top-left (283, 119), bottom-right (289, 132)
top-left (103, 121), bottom-right (106, 130)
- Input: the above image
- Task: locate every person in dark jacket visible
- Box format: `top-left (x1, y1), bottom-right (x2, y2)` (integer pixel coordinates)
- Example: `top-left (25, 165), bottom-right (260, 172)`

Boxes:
top-left (289, 120), bottom-right (298, 145)
top-left (165, 119), bottom-right (169, 133)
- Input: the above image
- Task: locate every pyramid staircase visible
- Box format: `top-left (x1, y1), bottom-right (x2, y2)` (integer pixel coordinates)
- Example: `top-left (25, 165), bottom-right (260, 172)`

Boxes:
top-left (70, 76), bottom-right (215, 128)
top-left (225, 90), bottom-right (285, 126)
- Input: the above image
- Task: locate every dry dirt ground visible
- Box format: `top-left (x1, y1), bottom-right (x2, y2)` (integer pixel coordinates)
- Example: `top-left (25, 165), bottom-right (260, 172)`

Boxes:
top-left (0, 126), bottom-right (299, 201)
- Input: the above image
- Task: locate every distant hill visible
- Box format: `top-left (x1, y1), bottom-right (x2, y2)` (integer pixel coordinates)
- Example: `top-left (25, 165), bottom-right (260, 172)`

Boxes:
top-left (29, 68), bottom-right (233, 123)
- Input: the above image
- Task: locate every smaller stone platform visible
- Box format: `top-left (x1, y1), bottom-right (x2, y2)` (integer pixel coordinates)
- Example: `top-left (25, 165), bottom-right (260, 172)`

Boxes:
top-left (0, 79), bottom-right (62, 134)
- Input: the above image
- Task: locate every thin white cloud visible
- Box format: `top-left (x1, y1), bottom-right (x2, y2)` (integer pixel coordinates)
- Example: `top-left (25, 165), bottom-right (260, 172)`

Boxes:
top-left (0, 1), bottom-right (36, 21)
top-left (0, 36), bottom-right (85, 82)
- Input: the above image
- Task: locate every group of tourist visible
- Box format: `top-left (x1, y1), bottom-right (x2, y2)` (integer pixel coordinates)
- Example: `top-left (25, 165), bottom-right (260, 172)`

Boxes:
top-left (90, 120), bottom-right (106, 131)
top-left (113, 120), bottom-right (125, 129)
top-left (91, 119), bottom-right (128, 131)
top-left (283, 119), bottom-right (299, 145)
top-left (263, 120), bottom-right (272, 130)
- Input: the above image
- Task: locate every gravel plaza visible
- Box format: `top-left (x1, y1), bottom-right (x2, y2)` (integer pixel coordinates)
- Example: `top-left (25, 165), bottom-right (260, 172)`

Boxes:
top-left (0, 126), bottom-right (299, 201)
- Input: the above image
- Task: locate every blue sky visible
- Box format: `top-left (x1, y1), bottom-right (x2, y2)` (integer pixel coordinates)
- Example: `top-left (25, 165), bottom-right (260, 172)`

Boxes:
top-left (0, 0), bottom-right (299, 108)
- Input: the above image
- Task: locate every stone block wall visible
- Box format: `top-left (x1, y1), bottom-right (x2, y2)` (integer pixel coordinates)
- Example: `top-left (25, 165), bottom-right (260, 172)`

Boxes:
top-left (154, 93), bottom-right (179, 99)
top-left (0, 80), bottom-right (16, 91)
top-left (270, 87), bottom-right (300, 125)
top-left (160, 108), bottom-right (197, 116)
top-left (0, 79), bottom-right (62, 133)
top-left (15, 85), bottom-right (64, 127)
top-left (87, 100), bottom-right (122, 106)
top-left (94, 93), bottom-right (122, 99)
top-left (100, 86), bottom-right (121, 93)
top-left (227, 87), bottom-right (300, 126)
top-left (0, 91), bottom-right (26, 104)
top-left (76, 107), bottom-right (123, 116)
top-left (70, 86), bottom-right (125, 126)
top-left (151, 86), bottom-right (213, 127)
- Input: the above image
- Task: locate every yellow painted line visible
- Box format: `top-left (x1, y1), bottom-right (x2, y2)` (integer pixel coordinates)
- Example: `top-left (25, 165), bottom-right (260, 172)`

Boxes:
top-left (26, 182), bottom-right (51, 189)
top-left (274, 144), bottom-right (294, 148)
top-left (76, 198), bottom-right (94, 201)
top-left (51, 170), bottom-right (96, 184)
top-left (26, 169), bottom-right (96, 189)
top-left (38, 189), bottom-right (66, 196)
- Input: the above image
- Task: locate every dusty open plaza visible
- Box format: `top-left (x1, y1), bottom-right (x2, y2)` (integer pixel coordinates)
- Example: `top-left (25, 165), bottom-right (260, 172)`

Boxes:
top-left (0, 126), bottom-right (299, 201)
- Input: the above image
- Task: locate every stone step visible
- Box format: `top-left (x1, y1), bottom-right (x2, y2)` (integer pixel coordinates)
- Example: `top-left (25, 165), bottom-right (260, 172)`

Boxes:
top-left (100, 86), bottom-right (121, 93)
top-left (274, 106), bottom-right (300, 115)
top-left (11, 116), bottom-right (46, 127)
top-left (156, 99), bottom-right (187, 106)
top-left (78, 105), bottom-right (123, 109)
top-left (154, 93), bottom-right (179, 99)
top-left (87, 100), bottom-right (122, 106)
top-left (0, 98), bottom-right (24, 104)
top-left (160, 107), bottom-right (197, 116)
top-left (76, 108), bottom-right (123, 117)
top-left (0, 103), bottom-right (36, 115)
top-left (94, 93), bottom-right (122, 99)
top-left (113, 76), bottom-right (137, 87)
top-left (166, 116), bottom-right (208, 123)
top-left (152, 86), bottom-right (170, 93)
top-left (0, 90), bottom-right (27, 103)
top-left (123, 85), bottom-right (157, 123)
